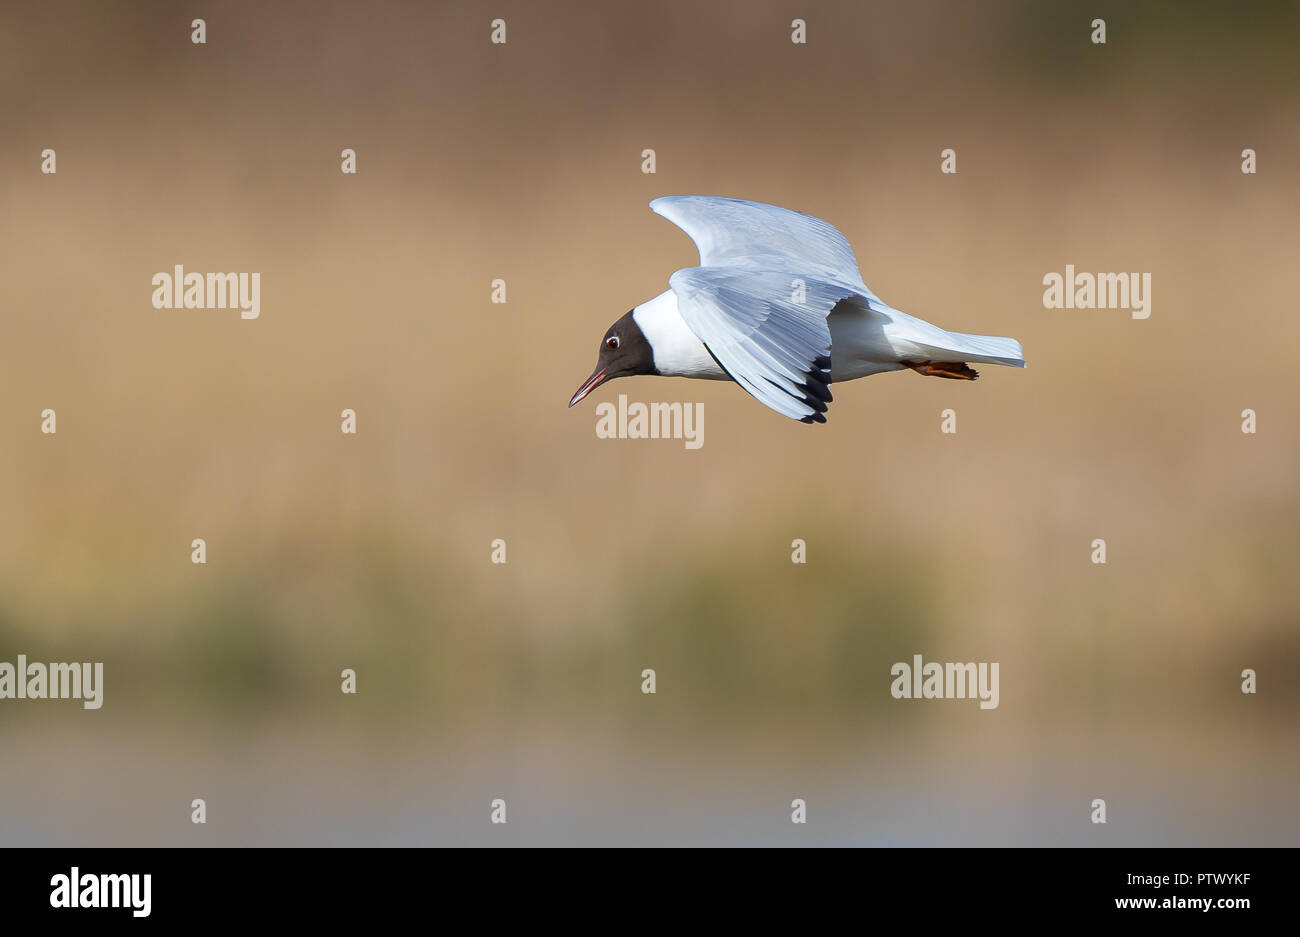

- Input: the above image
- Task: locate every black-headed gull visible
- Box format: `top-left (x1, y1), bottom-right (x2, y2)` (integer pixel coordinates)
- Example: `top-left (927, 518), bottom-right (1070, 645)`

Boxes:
top-left (569, 196), bottom-right (1024, 423)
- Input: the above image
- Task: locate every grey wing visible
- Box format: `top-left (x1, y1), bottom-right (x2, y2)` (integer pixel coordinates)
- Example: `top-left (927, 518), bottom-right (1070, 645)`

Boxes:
top-left (651, 195), bottom-right (878, 300)
top-left (668, 268), bottom-right (858, 424)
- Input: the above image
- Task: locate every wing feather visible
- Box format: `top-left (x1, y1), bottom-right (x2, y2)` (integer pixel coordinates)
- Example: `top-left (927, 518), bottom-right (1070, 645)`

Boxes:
top-left (651, 196), bottom-right (877, 299)
top-left (668, 268), bottom-right (853, 423)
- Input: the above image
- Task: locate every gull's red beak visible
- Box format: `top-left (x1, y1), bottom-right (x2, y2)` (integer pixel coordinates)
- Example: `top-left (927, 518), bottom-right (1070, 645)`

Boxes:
top-left (568, 366), bottom-right (609, 408)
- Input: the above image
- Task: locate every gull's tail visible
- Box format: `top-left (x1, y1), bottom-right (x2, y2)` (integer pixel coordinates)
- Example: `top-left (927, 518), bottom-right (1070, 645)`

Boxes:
top-left (920, 331), bottom-right (1025, 368)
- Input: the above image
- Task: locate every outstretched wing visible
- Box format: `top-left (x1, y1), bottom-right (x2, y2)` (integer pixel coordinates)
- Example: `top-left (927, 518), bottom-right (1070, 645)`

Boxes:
top-left (651, 196), bottom-right (876, 298)
top-left (668, 267), bottom-right (856, 423)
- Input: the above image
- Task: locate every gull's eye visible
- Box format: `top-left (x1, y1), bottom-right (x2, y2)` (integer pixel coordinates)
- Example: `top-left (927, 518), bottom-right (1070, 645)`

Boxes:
top-left (606, 336), bottom-right (620, 350)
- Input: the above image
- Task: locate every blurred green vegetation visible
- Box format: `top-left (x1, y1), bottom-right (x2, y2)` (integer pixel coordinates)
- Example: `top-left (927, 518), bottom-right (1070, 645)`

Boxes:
top-left (1, 515), bottom-right (1295, 732)
top-left (0, 523), bottom-right (938, 722)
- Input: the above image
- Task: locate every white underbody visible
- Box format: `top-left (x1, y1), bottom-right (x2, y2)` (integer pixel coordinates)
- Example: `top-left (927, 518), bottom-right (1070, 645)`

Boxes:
top-left (632, 289), bottom-right (1002, 384)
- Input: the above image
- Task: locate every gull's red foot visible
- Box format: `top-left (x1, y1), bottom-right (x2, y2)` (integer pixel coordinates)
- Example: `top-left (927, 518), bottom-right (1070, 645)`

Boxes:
top-left (905, 361), bottom-right (979, 380)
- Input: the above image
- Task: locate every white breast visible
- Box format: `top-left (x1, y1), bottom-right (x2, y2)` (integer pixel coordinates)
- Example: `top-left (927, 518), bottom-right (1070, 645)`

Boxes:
top-left (632, 290), bottom-right (729, 380)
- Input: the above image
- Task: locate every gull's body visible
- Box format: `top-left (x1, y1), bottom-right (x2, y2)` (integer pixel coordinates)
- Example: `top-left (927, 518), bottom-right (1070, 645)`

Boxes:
top-left (630, 288), bottom-right (951, 383)
top-left (571, 196), bottom-right (1025, 423)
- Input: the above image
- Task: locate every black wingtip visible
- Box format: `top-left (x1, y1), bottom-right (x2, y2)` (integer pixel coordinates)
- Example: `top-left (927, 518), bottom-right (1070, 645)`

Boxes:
top-left (787, 353), bottom-right (832, 423)
top-left (799, 354), bottom-right (834, 406)
top-left (801, 379), bottom-right (833, 403)
top-left (707, 339), bottom-right (835, 424)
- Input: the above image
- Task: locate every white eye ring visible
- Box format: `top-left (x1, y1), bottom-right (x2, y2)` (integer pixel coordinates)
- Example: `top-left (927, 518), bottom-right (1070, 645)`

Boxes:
top-left (606, 336), bottom-right (620, 350)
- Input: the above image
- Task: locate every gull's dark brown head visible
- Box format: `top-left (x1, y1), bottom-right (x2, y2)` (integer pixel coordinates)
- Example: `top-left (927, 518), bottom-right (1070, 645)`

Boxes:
top-left (568, 310), bottom-right (659, 408)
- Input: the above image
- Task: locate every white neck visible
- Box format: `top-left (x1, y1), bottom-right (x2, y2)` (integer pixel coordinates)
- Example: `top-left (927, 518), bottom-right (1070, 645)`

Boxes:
top-left (632, 290), bottom-right (726, 380)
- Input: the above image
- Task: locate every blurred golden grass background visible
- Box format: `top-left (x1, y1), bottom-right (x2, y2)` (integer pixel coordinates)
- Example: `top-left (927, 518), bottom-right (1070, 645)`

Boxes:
top-left (0, 0), bottom-right (1297, 844)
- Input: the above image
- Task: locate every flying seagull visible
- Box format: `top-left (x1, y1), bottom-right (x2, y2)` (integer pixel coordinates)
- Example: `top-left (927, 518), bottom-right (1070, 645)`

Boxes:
top-left (569, 196), bottom-right (1024, 423)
